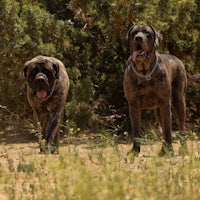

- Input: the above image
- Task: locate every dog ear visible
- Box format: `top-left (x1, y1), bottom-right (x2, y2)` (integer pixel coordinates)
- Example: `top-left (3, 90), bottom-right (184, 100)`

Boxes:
top-left (53, 63), bottom-right (59, 79)
top-left (48, 57), bottom-right (60, 79)
top-left (125, 26), bottom-right (134, 43)
top-left (23, 63), bottom-right (29, 79)
top-left (150, 26), bottom-right (163, 48)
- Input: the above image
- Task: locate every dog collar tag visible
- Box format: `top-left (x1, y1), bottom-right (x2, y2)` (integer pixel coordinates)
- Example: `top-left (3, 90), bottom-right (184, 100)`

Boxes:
top-left (130, 57), bottom-right (158, 82)
top-left (145, 75), bottom-right (151, 81)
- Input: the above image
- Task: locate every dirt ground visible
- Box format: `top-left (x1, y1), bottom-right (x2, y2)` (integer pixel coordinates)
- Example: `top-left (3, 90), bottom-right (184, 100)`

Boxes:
top-left (1, 129), bottom-right (200, 166)
top-left (1, 130), bottom-right (200, 200)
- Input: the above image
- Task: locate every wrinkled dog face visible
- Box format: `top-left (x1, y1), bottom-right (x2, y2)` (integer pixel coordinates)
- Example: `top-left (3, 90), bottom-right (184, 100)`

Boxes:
top-left (24, 60), bottom-right (59, 100)
top-left (126, 25), bottom-right (163, 62)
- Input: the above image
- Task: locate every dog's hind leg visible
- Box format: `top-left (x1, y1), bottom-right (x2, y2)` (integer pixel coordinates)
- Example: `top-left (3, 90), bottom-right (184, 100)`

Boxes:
top-left (172, 80), bottom-right (186, 131)
top-left (173, 96), bottom-right (186, 131)
top-left (173, 96), bottom-right (188, 155)
top-left (172, 81), bottom-right (188, 155)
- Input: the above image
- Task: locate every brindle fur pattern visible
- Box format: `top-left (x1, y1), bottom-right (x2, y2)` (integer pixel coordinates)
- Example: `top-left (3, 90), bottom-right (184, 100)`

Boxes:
top-left (24, 55), bottom-right (69, 153)
top-left (124, 25), bottom-right (189, 155)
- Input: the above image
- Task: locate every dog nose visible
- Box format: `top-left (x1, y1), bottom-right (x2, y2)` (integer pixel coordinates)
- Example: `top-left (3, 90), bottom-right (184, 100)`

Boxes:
top-left (135, 36), bottom-right (143, 41)
top-left (37, 77), bottom-right (46, 84)
top-left (35, 73), bottom-right (48, 83)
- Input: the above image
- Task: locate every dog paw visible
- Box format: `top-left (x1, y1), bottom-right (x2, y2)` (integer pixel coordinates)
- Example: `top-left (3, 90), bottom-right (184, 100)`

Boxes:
top-left (159, 144), bottom-right (174, 157)
top-left (125, 150), bottom-right (139, 162)
top-left (40, 144), bottom-right (59, 154)
top-left (178, 143), bottom-right (188, 156)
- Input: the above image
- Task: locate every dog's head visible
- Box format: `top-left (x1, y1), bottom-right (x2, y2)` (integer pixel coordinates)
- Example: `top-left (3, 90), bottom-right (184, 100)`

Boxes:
top-left (126, 25), bottom-right (163, 62)
top-left (23, 56), bottom-right (59, 100)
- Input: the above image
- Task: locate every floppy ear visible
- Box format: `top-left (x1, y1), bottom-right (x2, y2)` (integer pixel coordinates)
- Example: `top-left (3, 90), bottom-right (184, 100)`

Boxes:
top-left (23, 63), bottom-right (29, 80)
top-left (125, 25), bottom-right (134, 43)
top-left (53, 63), bottom-right (59, 79)
top-left (150, 26), bottom-right (163, 48)
top-left (48, 57), bottom-right (60, 79)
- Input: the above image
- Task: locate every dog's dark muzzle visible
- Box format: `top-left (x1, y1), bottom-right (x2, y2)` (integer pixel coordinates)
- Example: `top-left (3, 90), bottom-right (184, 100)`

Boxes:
top-left (34, 73), bottom-right (49, 88)
top-left (33, 73), bottom-right (50, 99)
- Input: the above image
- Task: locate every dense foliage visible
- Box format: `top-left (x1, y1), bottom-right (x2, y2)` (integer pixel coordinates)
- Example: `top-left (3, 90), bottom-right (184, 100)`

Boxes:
top-left (0, 0), bottom-right (200, 134)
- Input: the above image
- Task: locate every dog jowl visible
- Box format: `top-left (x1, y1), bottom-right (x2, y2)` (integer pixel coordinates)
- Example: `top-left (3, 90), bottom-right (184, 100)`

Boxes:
top-left (124, 25), bottom-right (200, 156)
top-left (24, 55), bottom-right (70, 154)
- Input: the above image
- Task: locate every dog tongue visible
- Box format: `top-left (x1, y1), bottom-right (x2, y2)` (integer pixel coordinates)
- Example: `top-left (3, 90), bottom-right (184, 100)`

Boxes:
top-left (36, 90), bottom-right (47, 99)
top-left (132, 50), bottom-right (143, 61)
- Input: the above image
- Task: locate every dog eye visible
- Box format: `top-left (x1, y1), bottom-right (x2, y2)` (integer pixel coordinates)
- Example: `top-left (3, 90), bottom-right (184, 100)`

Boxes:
top-left (41, 69), bottom-right (47, 73)
top-left (131, 31), bottom-right (138, 37)
top-left (143, 30), bottom-right (150, 36)
top-left (145, 31), bottom-right (152, 39)
top-left (31, 68), bottom-right (39, 75)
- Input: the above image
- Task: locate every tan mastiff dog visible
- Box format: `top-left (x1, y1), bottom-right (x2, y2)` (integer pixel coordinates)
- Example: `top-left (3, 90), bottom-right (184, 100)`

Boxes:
top-left (124, 25), bottom-right (200, 155)
top-left (24, 55), bottom-right (69, 153)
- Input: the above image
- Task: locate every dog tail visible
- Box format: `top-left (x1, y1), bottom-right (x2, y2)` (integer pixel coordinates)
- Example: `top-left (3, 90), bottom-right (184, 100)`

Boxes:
top-left (187, 73), bottom-right (200, 83)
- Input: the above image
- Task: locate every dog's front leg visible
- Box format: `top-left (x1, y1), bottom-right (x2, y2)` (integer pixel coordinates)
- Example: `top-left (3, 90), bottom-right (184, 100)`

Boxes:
top-left (45, 112), bottom-right (62, 153)
top-left (159, 104), bottom-right (173, 155)
top-left (129, 102), bottom-right (141, 154)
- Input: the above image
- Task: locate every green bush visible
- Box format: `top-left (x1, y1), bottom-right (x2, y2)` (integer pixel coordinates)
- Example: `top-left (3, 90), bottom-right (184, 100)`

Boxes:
top-left (0, 0), bottom-right (200, 133)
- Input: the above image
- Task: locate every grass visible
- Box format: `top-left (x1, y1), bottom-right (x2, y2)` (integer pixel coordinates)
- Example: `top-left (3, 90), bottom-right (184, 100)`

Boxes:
top-left (1, 132), bottom-right (200, 200)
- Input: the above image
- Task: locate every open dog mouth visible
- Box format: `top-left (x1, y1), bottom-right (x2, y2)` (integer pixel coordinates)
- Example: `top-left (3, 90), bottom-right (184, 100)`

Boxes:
top-left (132, 45), bottom-right (146, 61)
top-left (34, 90), bottom-right (50, 100)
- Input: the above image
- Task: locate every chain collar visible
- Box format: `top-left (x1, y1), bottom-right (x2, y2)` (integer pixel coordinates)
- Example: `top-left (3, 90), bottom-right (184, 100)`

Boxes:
top-left (130, 56), bottom-right (158, 81)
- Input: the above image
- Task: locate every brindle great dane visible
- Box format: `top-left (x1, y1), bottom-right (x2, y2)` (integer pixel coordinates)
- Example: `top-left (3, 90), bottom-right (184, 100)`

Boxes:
top-left (124, 25), bottom-right (200, 155)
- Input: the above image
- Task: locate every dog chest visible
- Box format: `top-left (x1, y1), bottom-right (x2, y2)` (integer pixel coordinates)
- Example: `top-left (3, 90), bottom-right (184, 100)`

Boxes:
top-left (125, 77), bottom-right (170, 109)
top-left (136, 83), bottom-right (159, 108)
